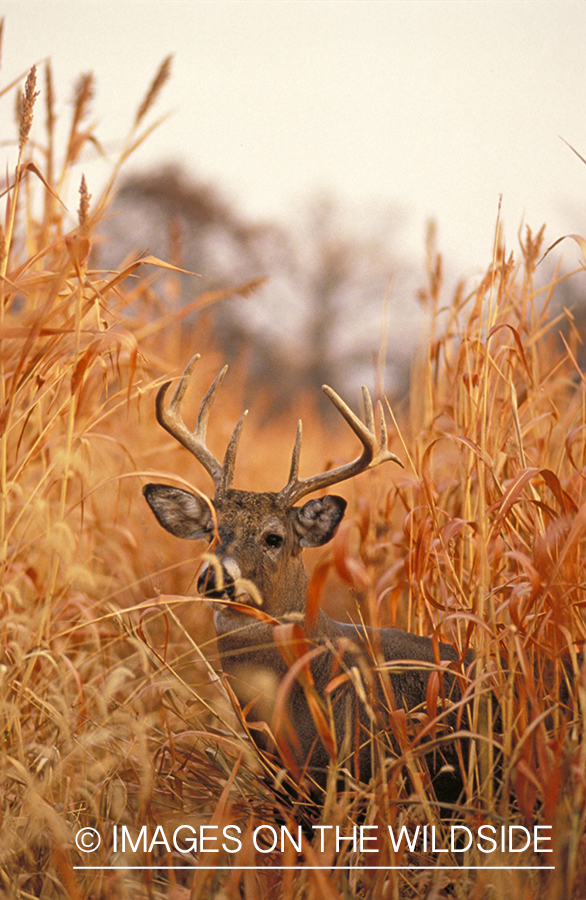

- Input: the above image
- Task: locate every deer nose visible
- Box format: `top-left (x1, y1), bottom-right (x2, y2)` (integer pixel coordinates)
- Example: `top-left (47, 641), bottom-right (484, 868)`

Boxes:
top-left (197, 557), bottom-right (241, 601)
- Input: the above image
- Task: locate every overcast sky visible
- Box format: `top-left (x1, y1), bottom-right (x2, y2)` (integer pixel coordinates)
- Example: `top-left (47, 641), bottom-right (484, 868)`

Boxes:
top-left (4, 0), bottom-right (586, 277)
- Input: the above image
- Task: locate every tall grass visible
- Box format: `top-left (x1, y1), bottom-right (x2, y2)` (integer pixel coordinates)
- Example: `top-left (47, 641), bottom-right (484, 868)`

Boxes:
top-left (0, 51), bottom-right (584, 899)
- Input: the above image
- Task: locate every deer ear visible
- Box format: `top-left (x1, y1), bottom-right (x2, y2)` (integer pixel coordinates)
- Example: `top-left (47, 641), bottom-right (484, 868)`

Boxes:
top-left (293, 495), bottom-right (347, 548)
top-left (143, 484), bottom-right (214, 540)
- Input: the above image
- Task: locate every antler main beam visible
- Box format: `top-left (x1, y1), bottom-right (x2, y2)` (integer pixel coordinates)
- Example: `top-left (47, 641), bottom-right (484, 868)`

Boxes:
top-left (155, 354), bottom-right (247, 498)
top-left (277, 384), bottom-right (403, 507)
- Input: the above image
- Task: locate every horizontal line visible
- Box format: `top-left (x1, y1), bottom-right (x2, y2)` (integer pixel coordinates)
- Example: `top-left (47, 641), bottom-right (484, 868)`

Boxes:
top-left (73, 865), bottom-right (556, 871)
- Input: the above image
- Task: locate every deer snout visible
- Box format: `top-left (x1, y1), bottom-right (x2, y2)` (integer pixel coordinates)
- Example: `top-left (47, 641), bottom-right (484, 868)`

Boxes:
top-left (197, 556), bottom-right (261, 605)
top-left (198, 556), bottom-right (238, 601)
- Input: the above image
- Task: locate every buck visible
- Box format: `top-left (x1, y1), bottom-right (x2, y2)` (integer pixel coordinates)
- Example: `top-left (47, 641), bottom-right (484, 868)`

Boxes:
top-left (144, 355), bottom-right (473, 802)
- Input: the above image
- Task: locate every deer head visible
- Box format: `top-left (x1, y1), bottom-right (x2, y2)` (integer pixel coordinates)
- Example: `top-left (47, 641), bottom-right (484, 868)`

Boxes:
top-left (143, 355), bottom-right (403, 623)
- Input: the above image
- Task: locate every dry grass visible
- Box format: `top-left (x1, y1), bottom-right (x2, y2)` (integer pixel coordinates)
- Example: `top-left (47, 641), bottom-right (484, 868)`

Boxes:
top-left (0, 53), bottom-right (585, 900)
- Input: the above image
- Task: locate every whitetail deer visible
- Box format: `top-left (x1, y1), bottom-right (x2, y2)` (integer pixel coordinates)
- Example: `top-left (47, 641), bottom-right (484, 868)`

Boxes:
top-left (144, 355), bottom-right (473, 802)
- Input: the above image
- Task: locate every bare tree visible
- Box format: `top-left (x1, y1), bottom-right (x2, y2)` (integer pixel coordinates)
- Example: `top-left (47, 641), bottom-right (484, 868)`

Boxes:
top-left (98, 165), bottom-right (420, 409)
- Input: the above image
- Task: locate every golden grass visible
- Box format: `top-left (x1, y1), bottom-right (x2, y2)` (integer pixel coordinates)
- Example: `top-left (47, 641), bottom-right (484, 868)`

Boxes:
top-left (0, 51), bottom-right (584, 900)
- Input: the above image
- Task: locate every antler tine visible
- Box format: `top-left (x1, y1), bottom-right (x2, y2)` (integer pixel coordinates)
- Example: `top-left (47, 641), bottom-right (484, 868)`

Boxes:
top-left (219, 409), bottom-right (249, 497)
top-left (155, 354), bottom-right (226, 489)
top-left (288, 420), bottom-right (303, 483)
top-left (277, 384), bottom-right (403, 507)
top-left (361, 384), bottom-right (375, 434)
top-left (362, 386), bottom-right (392, 465)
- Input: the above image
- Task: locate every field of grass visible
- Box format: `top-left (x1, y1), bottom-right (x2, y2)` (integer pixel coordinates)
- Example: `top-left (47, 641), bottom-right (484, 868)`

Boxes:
top-left (1, 55), bottom-right (585, 899)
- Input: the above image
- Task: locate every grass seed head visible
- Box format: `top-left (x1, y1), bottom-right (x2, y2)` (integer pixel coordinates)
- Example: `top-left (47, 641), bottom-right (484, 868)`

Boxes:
top-left (77, 173), bottom-right (91, 229)
top-left (44, 60), bottom-right (55, 134)
top-left (134, 54), bottom-right (172, 127)
top-left (72, 71), bottom-right (94, 127)
top-left (65, 72), bottom-right (95, 166)
top-left (19, 64), bottom-right (39, 150)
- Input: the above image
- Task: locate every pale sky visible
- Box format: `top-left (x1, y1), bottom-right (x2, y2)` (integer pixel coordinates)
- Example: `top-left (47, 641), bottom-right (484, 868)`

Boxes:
top-left (4, 0), bottom-right (586, 276)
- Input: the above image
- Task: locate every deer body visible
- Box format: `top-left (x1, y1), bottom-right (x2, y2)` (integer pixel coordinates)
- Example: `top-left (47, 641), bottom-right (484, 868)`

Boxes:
top-left (214, 601), bottom-right (466, 792)
top-left (144, 357), bottom-right (470, 799)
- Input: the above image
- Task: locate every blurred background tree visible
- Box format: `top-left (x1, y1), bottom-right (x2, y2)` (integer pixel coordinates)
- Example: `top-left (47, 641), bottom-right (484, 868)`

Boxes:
top-left (98, 164), bottom-right (421, 412)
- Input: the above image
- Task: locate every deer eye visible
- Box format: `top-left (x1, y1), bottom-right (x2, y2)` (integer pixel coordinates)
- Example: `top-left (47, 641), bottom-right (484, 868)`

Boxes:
top-left (264, 532), bottom-right (283, 549)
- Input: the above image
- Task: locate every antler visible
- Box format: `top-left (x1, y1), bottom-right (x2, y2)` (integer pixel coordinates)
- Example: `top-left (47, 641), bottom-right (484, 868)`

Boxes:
top-left (277, 384), bottom-right (403, 507)
top-left (155, 354), bottom-right (247, 498)
top-left (156, 355), bottom-right (402, 504)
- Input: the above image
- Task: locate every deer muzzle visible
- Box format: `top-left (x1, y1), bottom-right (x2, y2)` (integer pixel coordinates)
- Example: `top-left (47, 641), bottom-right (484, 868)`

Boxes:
top-left (197, 556), bottom-right (255, 605)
